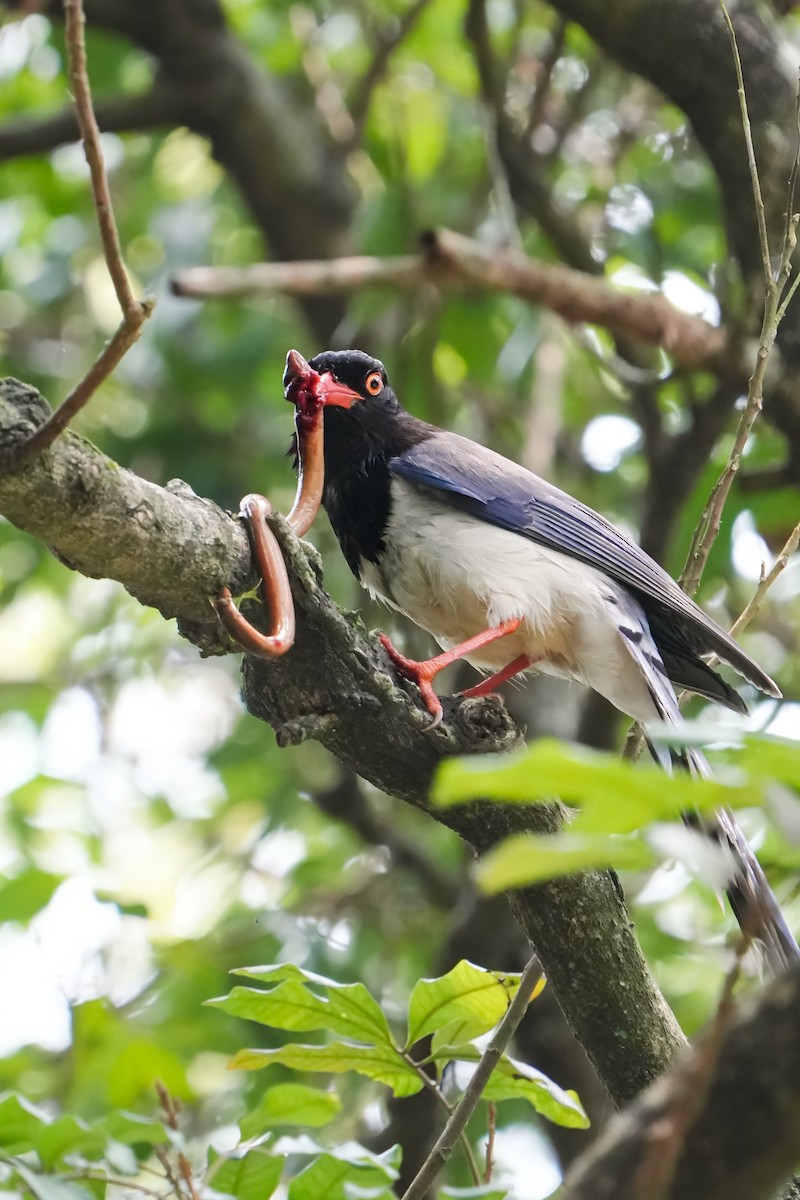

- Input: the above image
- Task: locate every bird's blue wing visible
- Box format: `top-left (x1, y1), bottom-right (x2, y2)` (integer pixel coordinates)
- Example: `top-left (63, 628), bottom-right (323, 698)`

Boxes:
top-left (390, 432), bottom-right (777, 695)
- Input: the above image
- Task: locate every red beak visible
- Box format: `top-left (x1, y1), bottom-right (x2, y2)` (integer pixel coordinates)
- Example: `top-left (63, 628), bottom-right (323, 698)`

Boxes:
top-left (315, 373), bottom-right (360, 409)
top-left (283, 349), bottom-right (360, 410)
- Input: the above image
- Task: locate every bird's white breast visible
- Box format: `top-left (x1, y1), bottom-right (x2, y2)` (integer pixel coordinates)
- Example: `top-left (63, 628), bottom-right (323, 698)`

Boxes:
top-left (359, 479), bottom-right (663, 724)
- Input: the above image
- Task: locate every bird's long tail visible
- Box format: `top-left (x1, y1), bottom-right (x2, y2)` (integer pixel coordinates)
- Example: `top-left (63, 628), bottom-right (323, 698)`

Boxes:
top-left (617, 597), bottom-right (799, 973)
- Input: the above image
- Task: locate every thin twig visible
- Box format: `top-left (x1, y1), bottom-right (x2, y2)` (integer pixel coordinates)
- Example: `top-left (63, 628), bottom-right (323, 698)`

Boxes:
top-left (177, 1156), bottom-right (201, 1200)
top-left (64, 0), bottom-right (136, 315)
top-left (401, 956), bottom-right (543, 1200)
top-left (13, 0), bottom-right (152, 466)
top-left (484, 1101), bottom-right (497, 1183)
top-left (402, 1053), bottom-right (483, 1186)
top-left (729, 520), bottom-right (800, 640)
top-left (679, 18), bottom-right (800, 598)
top-left (525, 18), bottom-right (568, 138)
top-left (720, 2), bottom-right (772, 287)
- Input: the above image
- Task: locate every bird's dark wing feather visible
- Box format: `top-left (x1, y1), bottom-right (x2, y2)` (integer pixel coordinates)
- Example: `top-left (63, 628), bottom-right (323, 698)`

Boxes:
top-left (390, 432), bottom-right (779, 698)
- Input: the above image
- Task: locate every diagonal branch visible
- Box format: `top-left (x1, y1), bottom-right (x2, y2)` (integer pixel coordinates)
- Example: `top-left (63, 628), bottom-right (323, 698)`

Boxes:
top-left (171, 229), bottom-right (729, 372)
top-left (0, 376), bottom-right (686, 1109)
top-left (15, 0), bottom-right (153, 466)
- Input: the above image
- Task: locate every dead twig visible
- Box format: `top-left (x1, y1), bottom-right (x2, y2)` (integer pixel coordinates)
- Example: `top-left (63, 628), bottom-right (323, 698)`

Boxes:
top-left (679, 8), bottom-right (800, 597)
top-left (14, 0), bottom-right (153, 466)
top-left (728, 520), bottom-right (800, 641)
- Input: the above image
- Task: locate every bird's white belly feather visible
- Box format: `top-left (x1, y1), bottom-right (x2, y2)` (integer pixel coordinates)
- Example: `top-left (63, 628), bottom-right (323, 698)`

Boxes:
top-left (360, 479), bottom-right (663, 724)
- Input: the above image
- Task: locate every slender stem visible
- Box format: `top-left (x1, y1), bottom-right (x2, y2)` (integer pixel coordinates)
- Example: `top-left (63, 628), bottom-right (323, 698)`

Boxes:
top-left (64, 0), bottom-right (137, 315)
top-left (401, 956), bottom-right (543, 1200)
top-left (403, 1053), bottom-right (483, 1186)
top-left (719, 2), bottom-right (772, 287)
top-left (12, 0), bottom-right (152, 466)
top-left (14, 305), bottom-right (153, 466)
top-left (728, 520), bottom-right (800, 641)
top-left (484, 1101), bottom-right (497, 1183)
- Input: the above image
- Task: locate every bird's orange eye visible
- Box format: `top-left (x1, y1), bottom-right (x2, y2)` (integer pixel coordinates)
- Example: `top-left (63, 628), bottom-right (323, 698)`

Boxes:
top-left (365, 371), bottom-right (383, 395)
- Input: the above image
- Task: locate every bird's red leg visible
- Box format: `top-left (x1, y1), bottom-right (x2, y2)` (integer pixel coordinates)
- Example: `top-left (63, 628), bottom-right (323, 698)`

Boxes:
top-left (380, 618), bottom-right (523, 728)
top-left (460, 654), bottom-right (535, 698)
top-left (215, 369), bottom-right (325, 657)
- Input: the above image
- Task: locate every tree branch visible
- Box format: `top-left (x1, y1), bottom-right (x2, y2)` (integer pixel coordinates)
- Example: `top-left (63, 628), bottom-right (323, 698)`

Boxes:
top-left (0, 377), bottom-right (686, 1108)
top-left (0, 85), bottom-right (184, 161)
top-left (560, 963), bottom-right (800, 1200)
top-left (171, 229), bottom-right (729, 372)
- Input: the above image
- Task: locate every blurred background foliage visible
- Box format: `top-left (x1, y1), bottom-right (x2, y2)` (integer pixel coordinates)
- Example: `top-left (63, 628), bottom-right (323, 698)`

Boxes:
top-left (1, 0), bottom-right (800, 1196)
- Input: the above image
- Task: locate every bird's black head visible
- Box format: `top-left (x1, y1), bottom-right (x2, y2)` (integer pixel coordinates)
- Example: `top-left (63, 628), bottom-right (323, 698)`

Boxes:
top-left (284, 345), bottom-right (414, 461)
top-left (282, 347), bottom-right (435, 573)
top-left (304, 350), bottom-right (398, 415)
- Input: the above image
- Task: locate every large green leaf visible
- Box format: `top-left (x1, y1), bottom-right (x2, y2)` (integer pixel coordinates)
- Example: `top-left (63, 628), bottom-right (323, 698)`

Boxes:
top-left (239, 1084), bottom-right (340, 1138)
top-left (0, 1093), bottom-right (48, 1153)
top-left (482, 1056), bottom-right (589, 1129)
top-left (427, 1048), bottom-right (588, 1129)
top-left (287, 1144), bottom-right (400, 1200)
top-left (212, 964), bottom-right (392, 1047)
top-left (229, 1042), bottom-right (421, 1098)
top-left (476, 831), bottom-right (653, 893)
top-left (406, 961), bottom-right (522, 1048)
top-left (433, 738), bottom-right (751, 832)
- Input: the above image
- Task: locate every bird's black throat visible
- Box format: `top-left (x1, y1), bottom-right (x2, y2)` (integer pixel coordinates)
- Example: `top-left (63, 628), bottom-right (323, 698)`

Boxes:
top-left (320, 401), bottom-right (434, 578)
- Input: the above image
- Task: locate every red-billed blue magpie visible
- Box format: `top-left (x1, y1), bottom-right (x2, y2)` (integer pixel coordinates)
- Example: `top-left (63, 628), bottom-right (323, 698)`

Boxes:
top-left (283, 347), bottom-right (798, 969)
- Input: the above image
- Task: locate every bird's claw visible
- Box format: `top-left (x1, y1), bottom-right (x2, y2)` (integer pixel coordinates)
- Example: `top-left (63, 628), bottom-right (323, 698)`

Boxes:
top-left (379, 633), bottom-right (445, 728)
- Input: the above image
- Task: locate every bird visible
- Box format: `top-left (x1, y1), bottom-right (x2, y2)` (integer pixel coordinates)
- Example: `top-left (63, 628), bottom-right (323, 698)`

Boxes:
top-left (282, 346), bottom-right (798, 970)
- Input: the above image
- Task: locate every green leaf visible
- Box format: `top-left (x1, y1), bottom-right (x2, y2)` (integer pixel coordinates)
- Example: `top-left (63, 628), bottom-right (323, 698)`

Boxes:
top-left (0, 868), bottom-right (62, 923)
top-left (229, 1042), bottom-right (421, 1098)
top-left (287, 1145), bottom-right (399, 1200)
top-left (406, 961), bottom-right (521, 1048)
top-left (425, 1046), bottom-right (587, 1128)
top-left (94, 1111), bottom-right (170, 1147)
top-left (239, 1084), bottom-right (340, 1138)
top-left (737, 734), bottom-right (800, 789)
top-left (0, 1092), bottom-right (49, 1153)
top-left (211, 1149), bottom-right (283, 1200)
top-left (433, 738), bottom-right (749, 832)
top-left (13, 1164), bottom-right (92, 1200)
top-left (482, 1056), bottom-right (589, 1129)
top-left (476, 831), bottom-right (654, 892)
top-left (212, 964), bottom-right (393, 1047)
top-left (37, 1115), bottom-right (106, 1169)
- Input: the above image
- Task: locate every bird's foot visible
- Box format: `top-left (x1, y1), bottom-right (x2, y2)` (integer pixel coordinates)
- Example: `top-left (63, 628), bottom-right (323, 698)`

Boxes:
top-left (378, 634), bottom-right (445, 729)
